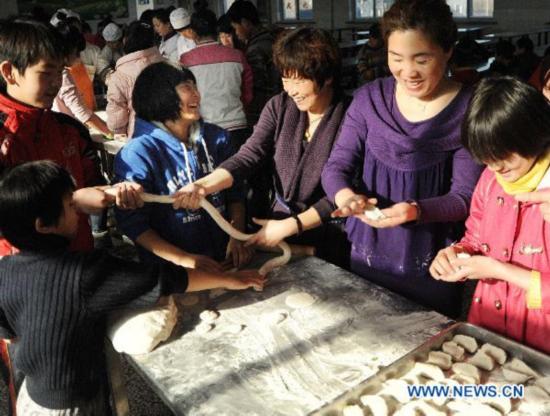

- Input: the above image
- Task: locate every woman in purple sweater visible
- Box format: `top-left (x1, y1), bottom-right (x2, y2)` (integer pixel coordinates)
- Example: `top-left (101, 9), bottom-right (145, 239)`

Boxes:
top-left (173, 28), bottom-right (350, 267)
top-left (321, 0), bottom-right (483, 317)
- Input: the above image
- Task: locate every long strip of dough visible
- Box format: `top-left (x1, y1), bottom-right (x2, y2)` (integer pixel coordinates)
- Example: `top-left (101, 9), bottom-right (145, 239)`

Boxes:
top-left (140, 193), bottom-right (291, 276)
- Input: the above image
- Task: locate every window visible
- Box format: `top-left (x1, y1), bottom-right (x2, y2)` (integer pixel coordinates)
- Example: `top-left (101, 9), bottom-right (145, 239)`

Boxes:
top-left (352, 0), bottom-right (493, 20)
top-left (446, 0), bottom-right (494, 18)
top-left (353, 0), bottom-right (393, 19)
top-left (281, 0), bottom-right (314, 21)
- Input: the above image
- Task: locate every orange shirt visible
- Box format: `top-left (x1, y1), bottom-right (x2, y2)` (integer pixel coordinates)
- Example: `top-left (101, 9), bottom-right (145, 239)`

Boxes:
top-left (69, 62), bottom-right (96, 111)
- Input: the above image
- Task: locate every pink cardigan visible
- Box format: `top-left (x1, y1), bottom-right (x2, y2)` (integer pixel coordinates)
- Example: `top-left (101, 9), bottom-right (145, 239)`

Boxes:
top-left (106, 47), bottom-right (164, 137)
top-left (458, 168), bottom-right (550, 354)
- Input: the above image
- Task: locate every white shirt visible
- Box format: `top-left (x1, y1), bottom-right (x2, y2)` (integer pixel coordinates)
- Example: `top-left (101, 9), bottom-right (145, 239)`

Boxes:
top-left (176, 36), bottom-right (196, 62)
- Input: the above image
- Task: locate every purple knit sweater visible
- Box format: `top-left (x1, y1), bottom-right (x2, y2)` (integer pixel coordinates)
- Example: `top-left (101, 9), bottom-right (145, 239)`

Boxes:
top-left (220, 92), bottom-right (348, 220)
top-left (321, 77), bottom-right (483, 313)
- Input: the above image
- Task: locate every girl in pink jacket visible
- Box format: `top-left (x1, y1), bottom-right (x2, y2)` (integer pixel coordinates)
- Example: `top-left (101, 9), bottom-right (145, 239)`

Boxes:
top-left (430, 77), bottom-right (550, 354)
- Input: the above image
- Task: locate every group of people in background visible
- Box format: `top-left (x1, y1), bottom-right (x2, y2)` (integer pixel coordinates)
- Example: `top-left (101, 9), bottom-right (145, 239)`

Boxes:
top-left (1, 0), bottom-right (550, 414)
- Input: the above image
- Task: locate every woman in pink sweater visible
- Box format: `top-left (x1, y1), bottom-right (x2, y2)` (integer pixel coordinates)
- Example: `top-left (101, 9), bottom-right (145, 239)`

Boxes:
top-left (106, 21), bottom-right (164, 138)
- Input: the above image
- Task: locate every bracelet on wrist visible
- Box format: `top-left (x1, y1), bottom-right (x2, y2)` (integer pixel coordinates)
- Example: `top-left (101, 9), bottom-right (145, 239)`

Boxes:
top-left (291, 214), bottom-right (303, 235)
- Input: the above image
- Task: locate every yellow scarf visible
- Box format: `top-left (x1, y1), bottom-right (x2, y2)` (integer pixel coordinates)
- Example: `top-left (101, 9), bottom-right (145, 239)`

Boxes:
top-left (496, 152), bottom-right (550, 195)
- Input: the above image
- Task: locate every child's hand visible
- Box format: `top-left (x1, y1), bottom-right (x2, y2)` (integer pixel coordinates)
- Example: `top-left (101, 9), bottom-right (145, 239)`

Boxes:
top-left (430, 246), bottom-right (467, 280)
top-left (446, 255), bottom-right (503, 282)
top-left (172, 183), bottom-right (206, 210)
top-left (72, 187), bottom-right (110, 214)
top-left (226, 238), bottom-right (255, 268)
top-left (223, 269), bottom-right (265, 291)
top-left (178, 253), bottom-right (224, 273)
top-left (109, 182), bottom-right (144, 209)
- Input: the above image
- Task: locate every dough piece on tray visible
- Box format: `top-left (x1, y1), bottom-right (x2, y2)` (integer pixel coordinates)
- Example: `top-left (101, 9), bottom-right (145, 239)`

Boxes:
top-left (412, 361), bottom-right (445, 382)
top-left (452, 334), bottom-right (479, 353)
top-left (535, 376), bottom-right (550, 395)
top-left (399, 370), bottom-right (423, 385)
top-left (394, 400), bottom-right (445, 416)
top-left (503, 358), bottom-right (539, 378)
top-left (454, 402), bottom-right (502, 416)
top-left (451, 373), bottom-right (479, 385)
top-left (380, 379), bottom-right (411, 404)
top-left (442, 341), bottom-right (465, 361)
top-left (480, 396), bottom-right (512, 414)
top-left (502, 368), bottom-right (534, 384)
top-left (469, 350), bottom-right (496, 371)
top-left (359, 395), bottom-right (389, 416)
top-left (481, 343), bottom-right (507, 365)
top-left (452, 362), bottom-right (481, 384)
top-left (425, 380), bottom-right (456, 407)
top-left (524, 385), bottom-right (550, 403)
top-left (427, 350), bottom-right (452, 370)
top-left (342, 404), bottom-right (363, 416)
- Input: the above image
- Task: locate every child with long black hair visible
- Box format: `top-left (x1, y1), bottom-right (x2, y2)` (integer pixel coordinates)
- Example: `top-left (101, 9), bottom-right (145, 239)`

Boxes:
top-left (430, 77), bottom-right (550, 354)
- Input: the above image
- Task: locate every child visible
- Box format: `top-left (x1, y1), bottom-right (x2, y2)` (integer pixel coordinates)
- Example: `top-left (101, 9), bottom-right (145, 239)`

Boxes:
top-left (0, 18), bottom-right (105, 254)
top-left (429, 77), bottom-right (550, 354)
top-left (115, 62), bottom-right (253, 272)
top-left (0, 160), bottom-right (264, 415)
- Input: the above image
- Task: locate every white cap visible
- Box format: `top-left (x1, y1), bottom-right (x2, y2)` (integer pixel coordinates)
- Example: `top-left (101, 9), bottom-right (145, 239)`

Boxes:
top-left (50, 8), bottom-right (80, 28)
top-left (102, 23), bottom-right (123, 42)
top-left (170, 8), bottom-right (191, 31)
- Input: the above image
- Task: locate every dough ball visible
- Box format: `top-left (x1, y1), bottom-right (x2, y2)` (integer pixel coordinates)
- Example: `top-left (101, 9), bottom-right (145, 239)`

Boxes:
top-left (285, 292), bottom-right (316, 308)
top-left (199, 309), bottom-right (220, 323)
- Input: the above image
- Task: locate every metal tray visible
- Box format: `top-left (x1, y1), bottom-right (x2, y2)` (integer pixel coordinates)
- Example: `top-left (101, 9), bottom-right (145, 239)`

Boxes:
top-left (312, 322), bottom-right (550, 415)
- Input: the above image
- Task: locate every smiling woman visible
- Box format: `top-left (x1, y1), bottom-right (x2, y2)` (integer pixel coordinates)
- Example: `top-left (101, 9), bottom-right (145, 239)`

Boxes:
top-left (321, 0), bottom-right (484, 317)
top-left (170, 27), bottom-right (352, 269)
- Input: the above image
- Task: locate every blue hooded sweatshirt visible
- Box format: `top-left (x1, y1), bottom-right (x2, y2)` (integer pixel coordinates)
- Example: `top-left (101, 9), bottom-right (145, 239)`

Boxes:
top-left (114, 118), bottom-right (242, 264)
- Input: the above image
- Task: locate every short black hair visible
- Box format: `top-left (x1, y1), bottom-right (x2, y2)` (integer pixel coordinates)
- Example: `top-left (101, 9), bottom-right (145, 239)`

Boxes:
top-left (123, 21), bottom-right (155, 54)
top-left (0, 18), bottom-right (65, 89)
top-left (517, 35), bottom-right (534, 53)
top-left (133, 62), bottom-right (197, 123)
top-left (227, 0), bottom-right (260, 26)
top-left (273, 27), bottom-right (341, 89)
top-left (56, 22), bottom-right (86, 56)
top-left (462, 77), bottom-right (550, 164)
top-left (217, 14), bottom-right (233, 34)
top-left (0, 161), bottom-right (75, 251)
top-left (152, 8), bottom-right (171, 25)
top-left (191, 9), bottom-right (217, 38)
top-left (382, 0), bottom-right (457, 52)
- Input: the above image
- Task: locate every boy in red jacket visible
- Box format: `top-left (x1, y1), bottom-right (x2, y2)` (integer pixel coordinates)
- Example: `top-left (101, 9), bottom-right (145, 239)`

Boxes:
top-left (0, 17), bottom-right (142, 413)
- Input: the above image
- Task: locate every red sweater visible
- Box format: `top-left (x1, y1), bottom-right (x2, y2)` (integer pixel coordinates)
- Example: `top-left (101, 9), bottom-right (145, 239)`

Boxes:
top-left (0, 93), bottom-right (104, 254)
